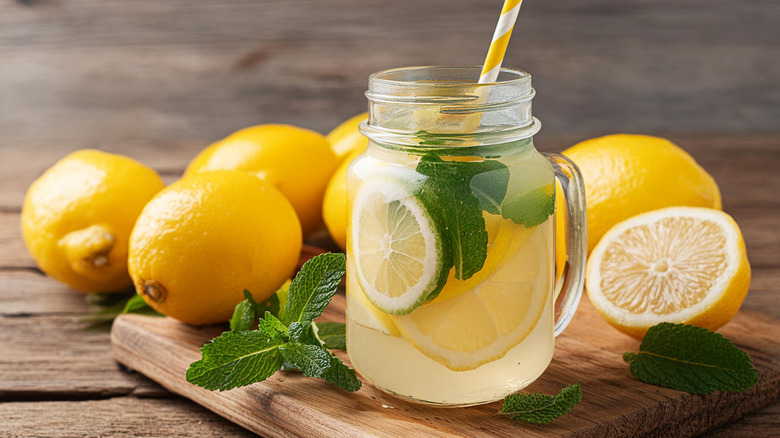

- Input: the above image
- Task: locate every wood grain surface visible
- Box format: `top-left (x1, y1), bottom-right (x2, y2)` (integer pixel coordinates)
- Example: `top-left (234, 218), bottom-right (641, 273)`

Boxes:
top-left (2, 0), bottom-right (779, 435)
top-left (110, 295), bottom-right (780, 438)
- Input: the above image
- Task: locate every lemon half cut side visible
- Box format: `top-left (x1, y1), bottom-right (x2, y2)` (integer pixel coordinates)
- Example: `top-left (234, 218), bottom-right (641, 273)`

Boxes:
top-left (586, 206), bottom-right (751, 339)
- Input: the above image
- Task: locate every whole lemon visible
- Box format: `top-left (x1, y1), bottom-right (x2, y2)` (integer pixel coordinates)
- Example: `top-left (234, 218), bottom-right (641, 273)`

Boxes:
top-left (21, 150), bottom-right (165, 293)
top-left (185, 124), bottom-right (338, 235)
top-left (128, 171), bottom-right (302, 326)
top-left (322, 149), bottom-right (363, 250)
top-left (326, 113), bottom-right (368, 163)
top-left (563, 134), bottom-right (721, 254)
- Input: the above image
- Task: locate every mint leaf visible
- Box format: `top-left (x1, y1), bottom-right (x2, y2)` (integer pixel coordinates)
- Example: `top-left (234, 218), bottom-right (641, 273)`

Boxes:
top-left (417, 153), bottom-right (488, 280)
top-left (316, 322), bottom-right (346, 350)
top-left (320, 354), bottom-right (362, 392)
top-left (469, 162), bottom-right (510, 215)
top-left (186, 330), bottom-right (285, 391)
top-left (501, 184), bottom-right (555, 227)
top-left (624, 323), bottom-right (758, 394)
top-left (121, 294), bottom-right (160, 316)
top-left (274, 281), bottom-right (289, 321)
top-left (257, 311), bottom-right (288, 339)
top-left (280, 343), bottom-right (332, 377)
top-left (501, 383), bottom-right (582, 425)
top-left (187, 254), bottom-right (361, 394)
top-left (230, 290), bottom-right (259, 332)
top-left (283, 253), bottom-right (346, 326)
top-left (83, 292), bottom-right (161, 329)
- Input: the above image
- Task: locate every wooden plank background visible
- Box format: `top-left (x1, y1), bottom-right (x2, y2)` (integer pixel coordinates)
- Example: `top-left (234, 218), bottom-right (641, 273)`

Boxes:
top-left (1, 0), bottom-right (779, 436)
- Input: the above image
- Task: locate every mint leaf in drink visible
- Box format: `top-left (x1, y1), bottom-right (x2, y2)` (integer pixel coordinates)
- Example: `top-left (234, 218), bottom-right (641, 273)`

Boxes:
top-left (187, 253), bottom-right (361, 393)
top-left (417, 153), bottom-right (489, 280)
top-left (501, 184), bottom-right (555, 227)
top-left (186, 330), bottom-right (286, 391)
top-left (230, 290), bottom-right (259, 332)
top-left (316, 322), bottom-right (346, 350)
top-left (283, 253), bottom-right (346, 326)
top-left (624, 323), bottom-right (758, 394)
top-left (500, 383), bottom-right (582, 425)
top-left (469, 162), bottom-right (510, 215)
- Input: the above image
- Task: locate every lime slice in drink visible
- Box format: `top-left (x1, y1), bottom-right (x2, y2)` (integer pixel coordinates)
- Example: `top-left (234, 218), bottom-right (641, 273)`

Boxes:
top-left (350, 178), bottom-right (450, 315)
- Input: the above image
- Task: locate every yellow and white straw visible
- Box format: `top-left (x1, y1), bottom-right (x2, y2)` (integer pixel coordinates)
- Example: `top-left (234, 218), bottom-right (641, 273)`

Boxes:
top-left (479, 0), bottom-right (524, 83)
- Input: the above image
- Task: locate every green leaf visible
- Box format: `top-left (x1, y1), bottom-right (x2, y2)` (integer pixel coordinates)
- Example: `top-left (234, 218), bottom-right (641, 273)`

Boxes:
top-left (230, 291), bottom-right (259, 332)
top-left (283, 253), bottom-right (346, 326)
top-left (316, 322), bottom-right (346, 350)
top-left (624, 323), bottom-right (758, 394)
top-left (187, 254), bottom-right (361, 395)
top-left (83, 292), bottom-right (160, 329)
top-left (416, 153), bottom-right (488, 280)
top-left (501, 383), bottom-right (582, 425)
top-left (280, 343), bottom-right (332, 377)
top-left (469, 162), bottom-right (510, 215)
top-left (257, 311), bottom-right (288, 339)
top-left (320, 354), bottom-right (362, 392)
top-left (501, 184), bottom-right (555, 227)
top-left (186, 330), bottom-right (286, 391)
top-left (261, 292), bottom-right (281, 319)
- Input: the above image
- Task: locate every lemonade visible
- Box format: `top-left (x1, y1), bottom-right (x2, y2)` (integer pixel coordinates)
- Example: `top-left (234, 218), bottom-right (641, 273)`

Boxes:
top-left (344, 66), bottom-right (586, 407)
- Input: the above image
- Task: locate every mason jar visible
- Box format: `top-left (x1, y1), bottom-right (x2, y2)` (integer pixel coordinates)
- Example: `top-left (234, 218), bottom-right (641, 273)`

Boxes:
top-left (345, 66), bottom-right (586, 406)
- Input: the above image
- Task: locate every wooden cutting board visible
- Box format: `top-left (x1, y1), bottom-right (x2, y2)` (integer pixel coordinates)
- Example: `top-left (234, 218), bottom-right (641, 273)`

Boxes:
top-left (111, 290), bottom-right (780, 437)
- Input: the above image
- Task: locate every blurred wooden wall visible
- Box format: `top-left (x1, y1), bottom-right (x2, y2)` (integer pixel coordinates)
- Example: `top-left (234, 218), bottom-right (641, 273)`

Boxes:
top-left (1, 0), bottom-right (778, 151)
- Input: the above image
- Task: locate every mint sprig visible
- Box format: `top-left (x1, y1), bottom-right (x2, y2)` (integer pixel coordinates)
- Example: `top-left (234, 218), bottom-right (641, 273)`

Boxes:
top-left (83, 292), bottom-right (162, 329)
top-left (230, 290), bottom-right (281, 332)
top-left (415, 152), bottom-right (555, 280)
top-left (186, 253), bottom-right (361, 393)
top-left (501, 184), bottom-right (555, 228)
top-left (315, 322), bottom-right (346, 350)
top-left (624, 323), bottom-right (758, 394)
top-left (283, 254), bottom-right (345, 326)
top-left (501, 383), bottom-right (582, 424)
top-left (416, 153), bottom-right (495, 280)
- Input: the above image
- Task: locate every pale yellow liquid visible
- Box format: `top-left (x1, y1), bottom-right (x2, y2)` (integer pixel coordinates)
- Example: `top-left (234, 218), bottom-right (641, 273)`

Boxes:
top-left (346, 147), bottom-right (556, 406)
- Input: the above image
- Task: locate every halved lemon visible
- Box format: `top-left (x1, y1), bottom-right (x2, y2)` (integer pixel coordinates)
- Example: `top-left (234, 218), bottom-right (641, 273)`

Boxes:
top-left (350, 178), bottom-right (450, 315)
top-left (390, 224), bottom-right (551, 371)
top-left (586, 207), bottom-right (751, 339)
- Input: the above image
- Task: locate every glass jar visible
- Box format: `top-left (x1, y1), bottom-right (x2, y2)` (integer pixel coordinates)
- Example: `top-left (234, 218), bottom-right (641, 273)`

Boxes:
top-left (345, 66), bottom-right (586, 406)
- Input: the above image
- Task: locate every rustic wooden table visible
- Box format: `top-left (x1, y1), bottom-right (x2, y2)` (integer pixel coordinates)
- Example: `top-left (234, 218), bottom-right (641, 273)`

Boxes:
top-left (1, 0), bottom-right (778, 436)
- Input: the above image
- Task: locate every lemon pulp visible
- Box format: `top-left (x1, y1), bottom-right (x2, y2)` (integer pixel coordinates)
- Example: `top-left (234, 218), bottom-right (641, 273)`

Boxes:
top-left (586, 206), bottom-right (751, 338)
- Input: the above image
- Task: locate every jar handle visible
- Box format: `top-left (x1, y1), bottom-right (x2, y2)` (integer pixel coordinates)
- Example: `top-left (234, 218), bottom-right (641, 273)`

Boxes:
top-left (543, 152), bottom-right (587, 336)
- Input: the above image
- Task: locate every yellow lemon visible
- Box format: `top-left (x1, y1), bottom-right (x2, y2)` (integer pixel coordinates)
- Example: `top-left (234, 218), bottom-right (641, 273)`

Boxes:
top-left (21, 150), bottom-right (164, 293)
top-left (586, 207), bottom-right (750, 339)
top-left (322, 149), bottom-right (363, 250)
top-left (326, 113), bottom-right (368, 162)
top-left (185, 124), bottom-right (338, 235)
top-left (128, 171), bottom-right (302, 326)
top-left (563, 134), bottom-right (721, 254)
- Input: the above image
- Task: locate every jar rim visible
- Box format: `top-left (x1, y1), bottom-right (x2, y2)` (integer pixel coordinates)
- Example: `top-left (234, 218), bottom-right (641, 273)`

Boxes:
top-left (369, 65), bottom-right (531, 88)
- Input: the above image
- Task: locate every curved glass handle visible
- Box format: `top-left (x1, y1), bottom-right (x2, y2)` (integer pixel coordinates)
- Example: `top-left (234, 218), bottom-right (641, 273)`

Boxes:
top-left (543, 152), bottom-right (587, 337)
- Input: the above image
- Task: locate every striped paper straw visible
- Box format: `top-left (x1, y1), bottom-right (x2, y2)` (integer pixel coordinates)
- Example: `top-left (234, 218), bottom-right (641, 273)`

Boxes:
top-left (479, 0), bottom-right (524, 83)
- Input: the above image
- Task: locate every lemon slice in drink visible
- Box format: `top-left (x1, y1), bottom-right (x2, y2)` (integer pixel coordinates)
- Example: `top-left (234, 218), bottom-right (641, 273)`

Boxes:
top-left (391, 224), bottom-right (551, 371)
top-left (350, 178), bottom-right (451, 315)
top-left (586, 207), bottom-right (751, 339)
top-left (432, 214), bottom-right (534, 303)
